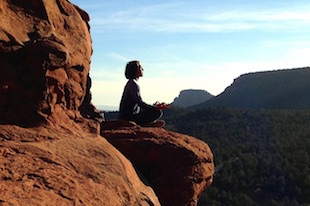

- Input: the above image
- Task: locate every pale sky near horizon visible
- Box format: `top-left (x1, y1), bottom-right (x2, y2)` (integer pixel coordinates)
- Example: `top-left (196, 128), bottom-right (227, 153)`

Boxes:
top-left (70, 0), bottom-right (310, 109)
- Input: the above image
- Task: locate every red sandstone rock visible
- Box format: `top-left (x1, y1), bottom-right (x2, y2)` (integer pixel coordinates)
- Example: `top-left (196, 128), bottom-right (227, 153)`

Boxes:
top-left (101, 124), bottom-right (214, 206)
top-left (0, 124), bottom-right (160, 206)
top-left (0, 0), bottom-right (100, 126)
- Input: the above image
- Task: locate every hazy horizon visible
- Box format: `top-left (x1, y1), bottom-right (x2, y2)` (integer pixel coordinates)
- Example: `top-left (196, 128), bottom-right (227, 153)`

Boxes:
top-left (70, 0), bottom-right (310, 107)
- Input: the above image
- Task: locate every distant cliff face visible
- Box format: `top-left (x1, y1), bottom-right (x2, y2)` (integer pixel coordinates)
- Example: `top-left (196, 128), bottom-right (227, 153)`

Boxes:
top-left (0, 1), bottom-right (214, 205)
top-left (172, 89), bottom-right (214, 108)
top-left (196, 68), bottom-right (310, 109)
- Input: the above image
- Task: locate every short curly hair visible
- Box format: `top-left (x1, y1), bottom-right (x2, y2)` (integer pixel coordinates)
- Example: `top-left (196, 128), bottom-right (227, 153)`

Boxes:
top-left (125, 60), bottom-right (140, 79)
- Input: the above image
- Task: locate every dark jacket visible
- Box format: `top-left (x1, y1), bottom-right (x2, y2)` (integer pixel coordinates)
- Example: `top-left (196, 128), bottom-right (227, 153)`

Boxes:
top-left (119, 79), bottom-right (154, 120)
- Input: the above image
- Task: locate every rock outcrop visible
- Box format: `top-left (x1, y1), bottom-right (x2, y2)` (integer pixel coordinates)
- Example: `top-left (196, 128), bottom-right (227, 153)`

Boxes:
top-left (172, 89), bottom-right (214, 108)
top-left (0, 0), bottom-right (100, 126)
top-left (0, 124), bottom-right (160, 206)
top-left (0, 1), bottom-right (214, 205)
top-left (101, 123), bottom-right (214, 206)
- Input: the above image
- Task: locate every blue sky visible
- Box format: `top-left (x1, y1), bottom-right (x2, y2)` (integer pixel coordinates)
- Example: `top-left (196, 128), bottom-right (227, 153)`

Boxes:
top-left (70, 0), bottom-right (310, 109)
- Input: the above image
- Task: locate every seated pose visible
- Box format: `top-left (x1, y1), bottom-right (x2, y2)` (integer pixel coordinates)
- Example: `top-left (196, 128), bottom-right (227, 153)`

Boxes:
top-left (118, 60), bottom-right (169, 127)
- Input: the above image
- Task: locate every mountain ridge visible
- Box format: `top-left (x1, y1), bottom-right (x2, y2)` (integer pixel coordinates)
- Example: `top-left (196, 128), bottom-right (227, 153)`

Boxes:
top-left (192, 67), bottom-right (310, 109)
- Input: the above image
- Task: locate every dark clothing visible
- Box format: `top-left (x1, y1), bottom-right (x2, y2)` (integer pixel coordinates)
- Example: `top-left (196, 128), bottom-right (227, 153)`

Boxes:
top-left (119, 79), bottom-right (162, 125)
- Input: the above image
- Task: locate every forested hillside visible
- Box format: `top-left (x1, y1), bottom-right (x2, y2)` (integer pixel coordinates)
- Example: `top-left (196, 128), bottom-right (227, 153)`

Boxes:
top-left (163, 107), bottom-right (310, 206)
top-left (194, 67), bottom-right (310, 110)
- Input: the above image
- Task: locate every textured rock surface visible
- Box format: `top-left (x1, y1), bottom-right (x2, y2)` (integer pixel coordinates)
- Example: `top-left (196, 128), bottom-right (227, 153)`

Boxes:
top-left (0, 124), bottom-right (160, 206)
top-left (102, 123), bottom-right (214, 206)
top-left (0, 0), bottom-right (100, 126)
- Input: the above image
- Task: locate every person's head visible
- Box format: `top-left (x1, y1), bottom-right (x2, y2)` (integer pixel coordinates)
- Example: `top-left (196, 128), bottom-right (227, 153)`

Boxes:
top-left (125, 60), bottom-right (143, 79)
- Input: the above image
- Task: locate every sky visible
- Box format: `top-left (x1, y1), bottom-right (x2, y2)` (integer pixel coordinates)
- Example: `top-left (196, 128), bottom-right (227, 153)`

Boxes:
top-left (70, 0), bottom-right (310, 109)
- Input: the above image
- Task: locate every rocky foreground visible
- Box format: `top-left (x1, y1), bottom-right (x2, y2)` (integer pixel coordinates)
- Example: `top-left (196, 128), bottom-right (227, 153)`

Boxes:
top-left (0, 0), bottom-right (214, 205)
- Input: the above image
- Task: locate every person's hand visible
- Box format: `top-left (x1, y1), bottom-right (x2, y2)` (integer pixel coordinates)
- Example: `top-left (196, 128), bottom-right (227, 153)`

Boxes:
top-left (154, 101), bottom-right (170, 109)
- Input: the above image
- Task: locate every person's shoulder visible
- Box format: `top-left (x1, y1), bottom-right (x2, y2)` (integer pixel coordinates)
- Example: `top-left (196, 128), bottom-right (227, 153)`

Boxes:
top-left (129, 79), bottom-right (138, 85)
top-left (127, 79), bottom-right (139, 88)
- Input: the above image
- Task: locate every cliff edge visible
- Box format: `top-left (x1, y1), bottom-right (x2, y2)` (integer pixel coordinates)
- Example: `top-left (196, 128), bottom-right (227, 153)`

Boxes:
top-left (0, 1), bottom-right (214, 205)
top-left (102, 122), bottom-right (214, 206)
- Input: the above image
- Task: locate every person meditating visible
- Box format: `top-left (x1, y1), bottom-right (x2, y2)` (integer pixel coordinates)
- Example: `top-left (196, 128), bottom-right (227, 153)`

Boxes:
top-left (118, 60), bottom-right (169, 127)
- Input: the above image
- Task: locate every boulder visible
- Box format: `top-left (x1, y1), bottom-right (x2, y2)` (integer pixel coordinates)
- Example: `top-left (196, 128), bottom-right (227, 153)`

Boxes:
top-left (101, 123), bottom-right (214, 206)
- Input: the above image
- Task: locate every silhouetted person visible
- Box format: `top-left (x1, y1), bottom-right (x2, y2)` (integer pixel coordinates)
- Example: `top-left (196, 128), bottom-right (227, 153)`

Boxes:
top-left (118, 60), bottom-right (169, 127)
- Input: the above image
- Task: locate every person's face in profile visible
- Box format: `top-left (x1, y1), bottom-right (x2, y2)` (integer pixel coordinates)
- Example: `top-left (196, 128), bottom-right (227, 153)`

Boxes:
top-left (135, 63), bottom-right (144, 79)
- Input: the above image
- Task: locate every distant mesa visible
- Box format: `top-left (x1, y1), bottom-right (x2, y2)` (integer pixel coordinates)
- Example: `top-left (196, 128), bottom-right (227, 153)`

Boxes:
top-left (171, 89), bottom-right (214, 108)
top-left (193, 67), bottom-right (310, 110)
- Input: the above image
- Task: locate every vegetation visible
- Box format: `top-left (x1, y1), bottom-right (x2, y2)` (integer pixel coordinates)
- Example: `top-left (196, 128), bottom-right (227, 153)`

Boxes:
top-left (163, 107), bottom-right (310, 206)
